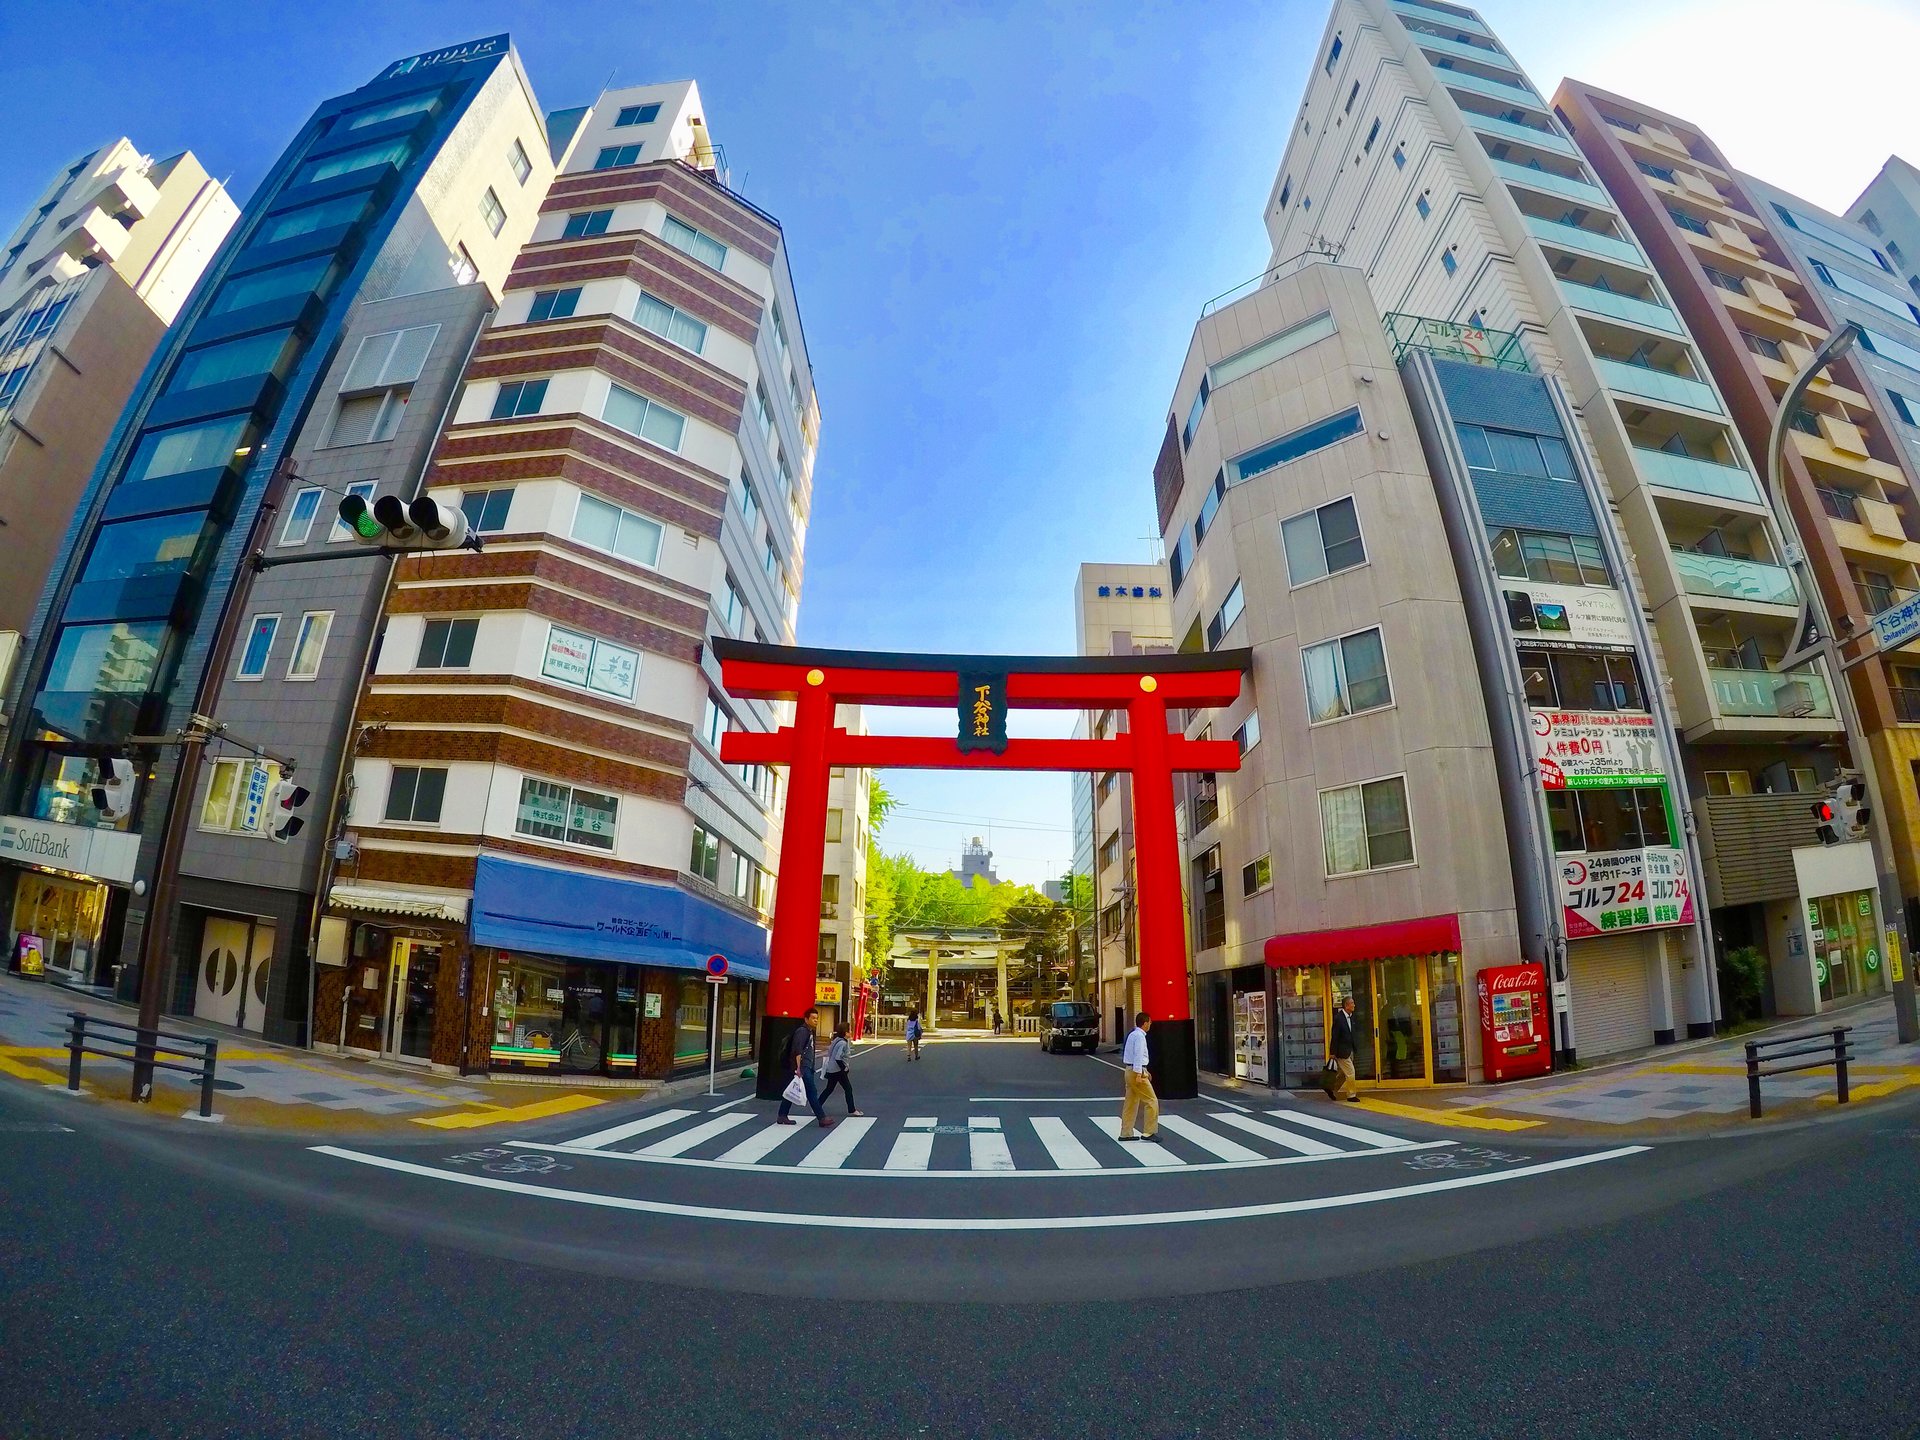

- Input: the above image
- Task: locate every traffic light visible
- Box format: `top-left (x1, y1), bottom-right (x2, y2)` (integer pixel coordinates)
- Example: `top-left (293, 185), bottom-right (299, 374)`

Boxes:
top-left (1833, 777), bottom-right (1871, 840)
top-left (1811, 797), bottom-right (1838, 847)
top-left (265, 778), bottom-right (311, 844)
top-left (90, 757), bottom-right (136, 821)
top-left (336, 493), bottom-right (473, 550)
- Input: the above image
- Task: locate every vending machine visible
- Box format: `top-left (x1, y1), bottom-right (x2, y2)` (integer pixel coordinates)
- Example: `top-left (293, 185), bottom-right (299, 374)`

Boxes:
top-left (1475, 962), bottom-right (1552, 1083)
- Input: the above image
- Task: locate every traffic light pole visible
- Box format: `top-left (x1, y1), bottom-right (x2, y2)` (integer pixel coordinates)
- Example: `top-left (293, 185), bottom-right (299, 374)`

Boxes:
top-left (1766, 324), bottom-right (1919, 1045)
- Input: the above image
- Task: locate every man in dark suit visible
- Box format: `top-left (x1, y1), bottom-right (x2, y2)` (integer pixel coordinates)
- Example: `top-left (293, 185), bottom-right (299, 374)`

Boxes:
top-left (1329, 995), bottom-right (1361, 1102)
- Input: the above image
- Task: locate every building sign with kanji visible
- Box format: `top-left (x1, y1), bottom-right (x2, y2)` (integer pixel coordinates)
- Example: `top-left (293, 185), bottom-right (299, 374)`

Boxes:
top-left (1560, 847), bottom-right (1694, 938)
top-left (1531, 710), bottom-right (1664, 789)
top-left (956, 671), bottom-right (1009, 754)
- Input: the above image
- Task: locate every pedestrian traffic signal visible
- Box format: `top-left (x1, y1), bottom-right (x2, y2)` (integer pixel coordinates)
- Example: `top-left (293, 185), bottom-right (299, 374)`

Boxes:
top-left (90, 757), bottom-right (136, 821)
top-left (1832, 777), bottom-right (1871, 840)
top-left (1811, 798), bottom-right (1838, 846)
top-left (336, 493), bottom-right (474, 551)
top-left (265, 778), bottom-right (311, 844)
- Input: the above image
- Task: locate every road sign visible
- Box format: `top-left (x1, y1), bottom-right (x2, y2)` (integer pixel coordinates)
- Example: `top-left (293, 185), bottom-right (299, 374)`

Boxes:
top-left (706, 953), bottom-right (728, 978)
top-left (1871, 591), bottom-right (1920, 653)
top-left (1890, 928), bottom-right (1908, 985)
top-left (1865, 948), bottom-right (1881, 973)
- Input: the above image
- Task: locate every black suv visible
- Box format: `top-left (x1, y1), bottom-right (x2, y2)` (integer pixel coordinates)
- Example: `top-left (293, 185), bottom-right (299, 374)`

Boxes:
top-left (1040, 1001), bottom-right (1100, 1054)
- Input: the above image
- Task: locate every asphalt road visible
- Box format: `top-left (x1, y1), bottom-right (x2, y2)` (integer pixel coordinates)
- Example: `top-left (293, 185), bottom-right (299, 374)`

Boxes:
top-left (4, 1039), bottom-right (1917, 1438)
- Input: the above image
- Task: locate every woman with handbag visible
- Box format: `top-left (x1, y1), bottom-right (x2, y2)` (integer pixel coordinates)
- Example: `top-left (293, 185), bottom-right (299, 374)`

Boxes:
top-left (817, 1023), bottom-right (863, 1116)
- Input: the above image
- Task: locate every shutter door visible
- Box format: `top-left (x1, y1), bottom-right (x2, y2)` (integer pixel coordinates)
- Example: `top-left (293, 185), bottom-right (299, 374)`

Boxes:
top-left (1569, 934), bottom-right (1654, 1058)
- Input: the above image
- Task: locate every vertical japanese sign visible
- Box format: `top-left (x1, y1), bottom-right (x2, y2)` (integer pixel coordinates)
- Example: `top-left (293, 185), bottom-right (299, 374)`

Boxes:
top-left (957, 671), bottom-right (1008, 754)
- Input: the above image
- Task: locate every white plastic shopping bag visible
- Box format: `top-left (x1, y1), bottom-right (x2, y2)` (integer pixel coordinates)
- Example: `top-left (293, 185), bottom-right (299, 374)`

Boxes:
top-left (781, 1073), bottom-right (807, 1106)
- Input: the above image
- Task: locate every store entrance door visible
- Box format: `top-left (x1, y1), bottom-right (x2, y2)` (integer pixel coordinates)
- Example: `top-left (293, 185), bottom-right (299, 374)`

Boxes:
top-left (1328, 964), bottom-right (1377, 1082)
top-left (1378, 955), bottom-right (1429, 1082)
top-left (383, 940), bottom-right (440, 1063)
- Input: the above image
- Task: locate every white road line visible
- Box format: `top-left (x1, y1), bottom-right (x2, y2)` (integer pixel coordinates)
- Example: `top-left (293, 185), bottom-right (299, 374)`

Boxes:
top-left (1204, 1096), bottom-right (1252, 1114)
top-left (1090, 1116), bottom-right (1185, 1166)
top-left (716, 1123), bottom-right (811, 1164)
top-left (638, 1113), bottom-right (752, 1158)
top-left (710, 1095), bottom-right (754, 1112)
top-left (1085, 1054), bottom-right (1126, 1072)
top-left (316, 1144), bottom-right (1649, 1230)
top-left (1266, 1108), bottom-right (1411, 1149)
top-left (885, 1120), bottom-right (937, 1171)
top-left (969, 1119), bottom-right (1016, 1172)
top-left (967, 1096), bottom-right (1116, 1103)
top-left (1156, 1114), bottom-right (1262, 1162)
top-left (797, 1117), bottom-right (875, 1169)
top-left (557, 1108), bottom-right (696, 1152)
top-left (1031, 1116), bottom-right (1099, 1170)
top-left (1211, 1112), bottom-right (1340, 1156)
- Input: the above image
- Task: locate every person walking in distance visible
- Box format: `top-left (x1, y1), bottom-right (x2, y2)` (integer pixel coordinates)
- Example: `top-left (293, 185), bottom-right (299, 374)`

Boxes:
top-left (1329, 994), bottom-right (1361, 1102)
top-left (776, 1006), bottom-right (832, 1128)
top-left (991, 1003), bottom-right (1002, 1036)
top-left (905, 1009), bottom-right (923, 1061)
top-left (1117, 1011), bottom-right (1159, 1142)
top-left (818, 1022), bottom-right (863, 1117)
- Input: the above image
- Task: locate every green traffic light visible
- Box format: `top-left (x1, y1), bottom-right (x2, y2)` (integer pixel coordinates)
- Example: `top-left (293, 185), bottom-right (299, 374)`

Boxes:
top-left (353, 511), bottom-right (383, 539)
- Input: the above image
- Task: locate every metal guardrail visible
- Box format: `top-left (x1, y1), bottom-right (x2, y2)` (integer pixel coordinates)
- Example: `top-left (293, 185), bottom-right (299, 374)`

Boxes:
top-left (1744, 1025), bottom-right (1852, 1118)
top-left (64, 1010), bottom-right (219, 1118)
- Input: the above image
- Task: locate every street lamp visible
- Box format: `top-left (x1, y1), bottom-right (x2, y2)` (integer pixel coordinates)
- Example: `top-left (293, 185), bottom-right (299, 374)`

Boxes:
top-left (1764, 321), bottom-right (1918, 1043)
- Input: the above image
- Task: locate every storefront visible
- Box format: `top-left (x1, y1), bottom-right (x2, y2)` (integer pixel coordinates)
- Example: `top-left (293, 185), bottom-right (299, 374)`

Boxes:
top-left (1264, 914), bottom-right (1470, 1087)
top-left (1790, 842), bottom-right (1887, 1015)
top-left (469, 854), bottom-right (767, 1078)
top-left (2, 815), bottom-right (139, 989)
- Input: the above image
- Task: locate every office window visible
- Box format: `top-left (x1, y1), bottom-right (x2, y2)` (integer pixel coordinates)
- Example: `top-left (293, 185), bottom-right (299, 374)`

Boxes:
top-left (1667, 206), bottom-right (1711, 237)
top-left (384, 766), bottom-right (447, 825)
top-left (561, 209), bottom-right (613, 239)
top-left (1324, 35), bottom-right (1342, 73)
top-left (201, 758), bottom-right (276, 834)
top-left (260, 194), bottom-right (368, 247)
top-left (1227, 406), bottom-right (1364, 484)
top-left (1809, 259), bottom-right (1920, 326)
top-left (1544, 786), bottom-right (1671, 853)
top-left (1704, 770), bottom-right (1754, 797)
top-left (343, 92), bottom-right (437, 130)
top-left (738, 857), bottom-right (767, 910)
top-left (701, 695), bottom-right (730, 750)
top-left (286, 611), bottom-right (332, 680)
top-left (1302, 627), bottom-right (1392, 723)
top-left (126, 414), bottom-right (251, 483)
top-left (1278, 178), bottom-right (1292, 210)
top-left (1209, 312), bottom-right (1337, 388)
top-left (491, 378), bottom-right (548, 419)
top-left (1168, 526), bottom-right (1194, 594)
top-left (1363, 118), bottom-right (1380, 153)
top-left (600, 383), bottom-right (687, 451)
top-left (279, 487), bottom-right (323, 546)
top-left (528, 287), bottom-right (580, 322)
top-left (515, 777), bottom-right (618, 850)
top-left (1635, 160), bottom-right (1676, 184)
top-left (763, 536), bottom-right (780, 579)
top-left (1345, 81), bottom-right (1359, 115)
top-left (328, 480), bottom-right (376, 541)
top-left (479, 187), bottom-right (506, 237)
top-left (416, 618), bottom-right (479, 669)
top-left (295, 137), bottom-right (411, 187)
top-left (826, 809), bottom-right (844, 843)
top-left (662, 215), bottom-right (728, 270)
top-left (1858, 326), bottom-right (1920, 372)
top-left (170, 329), bottom-right (299, 393)
top-left (572, 492), bottom-right (664, 567)
top-left (1195, 471), bottom-right (1227, 542)
top-left (1234, 709), bottom-right (1261, 754)
top-left (1320, 776), bottom-right (1414, 875)
top-left (1242, 856), bottom-right (1273, 896)
top-left (541, 624), bottom-right (639, 700)
top-left (1416, 194), bottom-right (1431, 220)
top-left (1281, 496), bottom-right (1366, 585)
top-left (733, 475), bottom-right (761, 529)
top-left (459, 487), bottom-right (514, 533)
top-left (327, 390), bottom-right (406, 446)
top-left (208, 255), bottom-right (337, 317)
top-left (1206, 581), bottom-right (1245, 650)
top-left (1518, 648), bottom-right (1645, 711)
top-left (1889, 390), bottom-right (1918, 427)
top-left (1773, 202), bottom-right (1890, 270)
top-left (236, 615), bottom-right (279, 680)
top-left (689, 824), bottom-right (721, 884)
top-left (1441, 249), bottom-right (1458, 276)
top-left (1740, 330), bottom-right (1784, 362)
top-left (1181, 374), bottom-right (1210, 449)
top-left (616, 103), bottom-right (662, 127)
top-left (719, 574), bottom-right (745, 633)
top-left (79, 513), bottom-right (211, 587)
top-left (508, 139), bottom-right (532, 185)
top-left (1489, 527), bottom-right (1609, 586)
top-left (595, 145), bottom-right (644, 169)
top-left (1392, 144), bottom-right (1406, 169)
top-left (1454, 423), bottom-right (1578, 480)
top-left (633, 291), bottom-right (708, 353)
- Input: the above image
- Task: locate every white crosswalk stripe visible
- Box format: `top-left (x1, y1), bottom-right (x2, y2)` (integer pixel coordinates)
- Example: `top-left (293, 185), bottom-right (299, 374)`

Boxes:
top-left (885, 1118), bottom-right (938, 1171)
top-left (716, 1122), bottom-right (812, 1164)
top-left (1155, 1114), bottom-right (1263, 1162)
top-left (798, 1116), bottom-right (875, 1169)
top-left (1031, 1116), bottom-right (1099, 1170)
top-left (560, 1108), bottom-right (696, 1152)
top-left (637, 1113), bottom-right (752, 1157)
top-left (1090, 1116), bottom-right (1186, 1166)
top-left (1212, 1112), bottom-right (1339, 1156)
top-left (1265, 1108), bottom-right (1412, 1149)
top-left (969, 1116), bottom-right (1015, 1172)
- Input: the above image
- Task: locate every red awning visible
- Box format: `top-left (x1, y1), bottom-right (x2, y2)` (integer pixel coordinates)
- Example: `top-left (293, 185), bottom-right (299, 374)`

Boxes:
top-left (1264, 914), bottom-right (1461, 969)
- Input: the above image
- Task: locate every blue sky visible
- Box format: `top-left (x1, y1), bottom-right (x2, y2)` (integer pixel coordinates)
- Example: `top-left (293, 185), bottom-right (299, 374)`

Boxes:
top-left (4, 0), bottom-right (1917, 884)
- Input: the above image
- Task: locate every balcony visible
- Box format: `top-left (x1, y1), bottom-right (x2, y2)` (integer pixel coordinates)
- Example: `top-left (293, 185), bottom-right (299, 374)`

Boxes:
top-left (1414, 30), bottom-right (1513, 69)
top-left (1595, 355), bottom-right (1723, 414)
top-left (1434, 66), bottom-right (1543, 112)
top-left (1672, 550), bottom-right (1797, 607)
top-left (1526, 214), bottom-right (1644, 268)
top-left (1634, 446), bottom-right (1762, 504)
top-left (1559, 279), bottom-right (1683, 334)
top-left (1710, 667), bottom-right (1834, 720)
top-left (1464, 110), bottom-right (1576, 155)
top-left (1391, 0), bottom-right (1492, 36)
top-left (1491, 157), bottom-right (1607, 207)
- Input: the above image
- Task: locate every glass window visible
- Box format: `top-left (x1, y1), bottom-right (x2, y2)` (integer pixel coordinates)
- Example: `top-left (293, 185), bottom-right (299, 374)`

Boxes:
top-left (1520, 532), bottom-right (1582, 585)
top-left (1455, 424), bottom-right (1494, 470)
top-left (675, 975), bottom-right (709, 1064)
top-left (567, 788), bottom-right (618, 849)
top-left (126, 415), bottom-right (252, 483)
top-left (1227, 406), bottom-right (1364, 484)
top-left (1774, 202), bottom-right (1890, 270)
top-left (528, 288), bottom-right (580, 322)
top-left (616, 103), bottom-right (661, 127)
top-left (491, 378), bottom-right (548, 419)
top-left (561, 209), bottom-right (613, 239)
top-left (601, 382), bottom-right (687, 451)
top-left (296, 137), bottom-right (411, 187)
top-left (513, 778), bottom-right (616, 849)
top-left (279, 487), bottom-right (323, 545)
top-left (40, 622), bottom-right (164, 698)
top-left (571, 492), bottom-right (664, 567)
top-left (1242, 855), bottom-right (1273, 895)
top-left (1742, 330), bottom-right (1785, 362)
top-left (1206, 581), bottom-right (1245, 649)
top-left (633, 291), bottom-right (708, 353)
top-left (572, 493), bottom-right (620, 551)
top-left (417, 618), bottom-right (478, 669)
top-left (1303, 627), bottom-right (1391, 722)
top-left (80, 513), bottom-right (212, 584)
top-left (343, 92), bottom-right (437, 131)
top-left (286, 611), bottom-right (331, 679)
top-left (1209, 313), bottom-right (1338, 389)
top-left (689, 823), bottom-right (721, 882)
top-left (1490, 528), bottom-right (1526, 579)
top-left (459, 488), bottom-right (514, 532)
top-left (1320, 775), bottom-right (1414, 875)
top-left (1487, 428), bottom-right (1547, 477)
top-left (236, 615), bottom-right (279, 679)
top-left (1181, 375), bottom-right (1210, 449)
top-left (1168, 526), bottom-right (1193, 593)
top-left (595, 145), bottom-right (643, 169)
top-left (508, 139), bottom-right (532, 185)
top-left (259, 194), bottom-right (369, 245)
top-left (1538, 434), bottom-right (1577, 480)
top-left (1234, 709), bottom-right (1261, 754)
top-left (479, 187), bottom-right (506, 236)
top-left (385, 766), bottom-right (446, 824)
top-left (326, 391), bottom-right (406, 447)
top-left (661, 216), bottom-right (727, 270)
top-left (1546, 791), bottom-right (1582, 851)
top-left (1281, 496), bottom-right (1366, 585)
top-left (168, 329), bottom-right (298, 393)
top-left (1195, 471), bottom-right (1226, 540)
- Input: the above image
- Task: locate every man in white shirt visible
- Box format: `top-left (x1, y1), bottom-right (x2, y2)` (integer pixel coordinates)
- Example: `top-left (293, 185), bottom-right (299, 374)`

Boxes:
top-left (1118, 1011), bottom-right (1159, 1141)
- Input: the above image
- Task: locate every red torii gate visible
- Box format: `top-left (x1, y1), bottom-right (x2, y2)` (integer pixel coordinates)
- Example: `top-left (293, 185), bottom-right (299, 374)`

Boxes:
top-left (714, 640), bottom-right (1251, 1099)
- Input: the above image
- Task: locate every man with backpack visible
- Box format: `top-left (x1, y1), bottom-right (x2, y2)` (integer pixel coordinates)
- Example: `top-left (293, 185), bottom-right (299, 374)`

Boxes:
top-left (776, 1006), bottom-right (832, 1127)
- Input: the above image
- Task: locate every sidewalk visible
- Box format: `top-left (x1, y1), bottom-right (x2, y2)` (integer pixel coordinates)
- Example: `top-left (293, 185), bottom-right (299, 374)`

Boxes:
top-left (0, 971), bottom-right (739, 1136)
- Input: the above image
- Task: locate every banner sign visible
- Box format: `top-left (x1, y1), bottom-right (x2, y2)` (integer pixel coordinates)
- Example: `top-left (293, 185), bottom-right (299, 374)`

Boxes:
top-left (1501, 582), bottom-right (1635, 652)
top-left (1531, 710), bottom-right (1664, 789)
top-left (0, 814), bottom-right (139, 884)
top-left (1871, 592), bottom-right (1920, 654)
top-left (1560, 847), bottom-right (1694, 938)
top-left (957, 671), bottom-right (1009, 754)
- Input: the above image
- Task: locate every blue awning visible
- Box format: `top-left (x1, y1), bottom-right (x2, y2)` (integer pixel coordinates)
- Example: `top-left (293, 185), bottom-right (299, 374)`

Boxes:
top-left (470, 855), bottom-right (769, 979)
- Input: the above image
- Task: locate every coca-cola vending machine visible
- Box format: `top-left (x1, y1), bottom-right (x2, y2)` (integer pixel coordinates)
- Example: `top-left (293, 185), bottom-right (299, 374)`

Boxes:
top-left (1476, 963), bottom-right (1552, 1083)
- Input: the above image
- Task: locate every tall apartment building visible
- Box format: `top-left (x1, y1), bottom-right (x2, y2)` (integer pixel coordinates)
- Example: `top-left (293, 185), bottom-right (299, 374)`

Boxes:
top-left (1155, 258), bottom-right (1522, 1084)
top-left (1847, 158), bottom-right (1920, 481)
top-left (325, 80), bottom-right (821, 1078)
top-left (0, 37), bottom-right (552, 1035)
top-left (0, 140), bottom-right (236, 645)
top-left (1071, 562), bottom-right (1171, 1044)
top-left (1552, 82), bottom-right (1910, 1016)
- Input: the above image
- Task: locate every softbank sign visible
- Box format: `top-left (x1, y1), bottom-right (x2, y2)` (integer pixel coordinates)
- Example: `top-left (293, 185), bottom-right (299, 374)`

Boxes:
top-left (379, 35), bottom-right (508, 80)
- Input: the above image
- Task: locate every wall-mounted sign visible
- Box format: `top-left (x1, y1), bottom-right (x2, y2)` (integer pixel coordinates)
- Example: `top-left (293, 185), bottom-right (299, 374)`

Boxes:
top-left (1531, 710), bottom-right (1664, 789)
top-left (1501, 583), bottom-right (1635, 652)
top-left (379, 34), bottom-right (507, 79)
top-left (644, 992), bottom-right (662, 1019)
top-left (957, 671), bottom-right (1009, 754)
top-left (0, 815), bottom-right (140, 885)
top-left (543, 625), bottom-right (639, 701)
top-left (816, 980), bottom-right (843, 1004)
top-left (1560, 846), bottom-right (1693, 938)
top-left (1096, 584), bottom-right (1164, 599)
top-left (1872, 592), bottom-right (1920, 653)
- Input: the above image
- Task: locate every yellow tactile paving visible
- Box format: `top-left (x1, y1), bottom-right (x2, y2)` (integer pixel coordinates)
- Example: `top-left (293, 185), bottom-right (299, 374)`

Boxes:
top-left (411, 1093), bottom-right (606, 1129)
top-left (1349, 1097), bottom-right (1543, 1131)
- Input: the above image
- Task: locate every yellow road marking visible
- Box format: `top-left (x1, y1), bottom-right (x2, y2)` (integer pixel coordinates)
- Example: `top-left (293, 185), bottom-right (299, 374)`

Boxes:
top-left (1350, 1097), bottom-right (1543, 1131)
top-left (0, 1054), bottom-right (60, 1083)
top-left (412, 1093), bottom-right (605, 1129)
